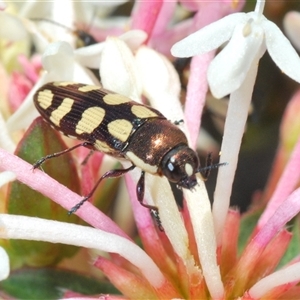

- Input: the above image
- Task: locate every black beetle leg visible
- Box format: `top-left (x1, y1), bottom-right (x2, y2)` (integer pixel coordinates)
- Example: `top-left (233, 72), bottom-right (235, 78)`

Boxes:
top-left (68, 164), bottom-right (136, 214)
top-left (33, 141), bottom-right (94, 170)
top-left (136, 171), bottom-right (163, 231)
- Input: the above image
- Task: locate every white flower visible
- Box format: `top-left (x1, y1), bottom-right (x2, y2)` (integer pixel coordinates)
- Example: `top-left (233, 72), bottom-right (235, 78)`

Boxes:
top-left (172, 0), bottom-right (300, 242)
top-left (171, 1), bottom-right (300, 99)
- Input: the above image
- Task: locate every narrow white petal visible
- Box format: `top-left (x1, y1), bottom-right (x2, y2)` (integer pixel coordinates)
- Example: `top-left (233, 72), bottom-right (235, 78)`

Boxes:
top-left (249, 262), bottom-right (300, 298)
top-left (149, 176), bottom-right (192, 263)
top-left (185, 178), bottom-right (224, 299)
top-left (208, 21), bottom-right (265, 98)
top-left (100, 37), bottom-right (142, 101)
top-left (171, 13), bottom-right (246, 57)
top-left (126, 166), bottom-right (198, 280)
top-left (213, 62), bottom-right (258, 242)
top-left (262, 19), bottom-right (300, 83)
top-left (0, 214), bottom-right (165, 288)
top-left (0, 247), bottom-right (9, 281)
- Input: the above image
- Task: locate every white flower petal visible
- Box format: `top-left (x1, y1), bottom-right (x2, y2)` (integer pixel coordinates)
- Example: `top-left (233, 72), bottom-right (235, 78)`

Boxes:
top-left (119, 29), bottom-right (148, 52)
top-left (42, 41), bottom-right (74, 81)
top-left (135, 46), bottom-right (183, 120)
top-left (72, 61), bottom-right (99, 85)
top-left (100, 37), bottom-right (142, 101)
top-left (171, 13), bottom-right (246, 57)
top-left (74, 42), bottom-right (105, 69)
top-left (0, 247), bottom-right (9, 281)
top-left (74, 30), bottom-right (147, 70)
top-left (208, 21), bottom-right (265, 98)
top-left (262, 19), bottom-right (300, 83)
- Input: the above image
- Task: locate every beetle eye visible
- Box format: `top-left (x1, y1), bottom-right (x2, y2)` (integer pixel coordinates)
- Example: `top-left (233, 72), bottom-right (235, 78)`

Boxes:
top-left (160, 144), bottom-right (199, 189)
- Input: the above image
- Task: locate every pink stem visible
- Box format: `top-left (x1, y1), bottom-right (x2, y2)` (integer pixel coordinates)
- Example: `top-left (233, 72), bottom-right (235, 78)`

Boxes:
top-left (258, 135), bottom-right (300, 228)
top-left (0, 148), bottom-right (129, 239)
top-left (184, 52), bottom-right (215, 149)
top-left (131, 0), bottom-right (163, 42)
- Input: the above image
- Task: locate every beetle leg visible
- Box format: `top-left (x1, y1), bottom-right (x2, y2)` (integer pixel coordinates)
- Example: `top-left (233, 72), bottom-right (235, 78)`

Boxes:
top-left (150, 209), bottom-right (164, 232)
top-left (68, 164), bottom-right (136, 214)
top-left (136, 171), bottom-right (157, 210)
top-left (136, 171), bottom-right (163, 231)
top-left (33, 141), bottom-right (94, 169)
top-left (81, 150), bottom-right (94, 165)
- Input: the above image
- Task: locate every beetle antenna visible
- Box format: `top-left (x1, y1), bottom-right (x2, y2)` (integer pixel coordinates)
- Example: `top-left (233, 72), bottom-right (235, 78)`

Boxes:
top-left (197, 162), bottom-right (227, 181)
top-left (197, 152), bottom-right (228, 180)
top-left (197, 162), bottom-right (228, 173)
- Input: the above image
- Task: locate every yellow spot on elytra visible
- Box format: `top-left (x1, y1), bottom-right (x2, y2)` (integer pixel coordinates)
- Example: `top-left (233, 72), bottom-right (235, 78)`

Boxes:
top-left (126, 151), bottom-right (158, 174)
top-left (131, 105), bottom-right (158, 118)
top-left (95, 140), bottom-right (114, 153)
top-left (103, 94), bottom-right (131, 105)
top-left (108, 119), bottom-right (133, 142)
top-left (37, 89), bottom-right (54, 109)
top-left (78, 85), bottom-right (100, 92)
top-left (50, 98), bottom-right (74, 126)
top-left (53, 82), bottom-right (76, 87)
top-left (75, 106), bottom-right (105, 135)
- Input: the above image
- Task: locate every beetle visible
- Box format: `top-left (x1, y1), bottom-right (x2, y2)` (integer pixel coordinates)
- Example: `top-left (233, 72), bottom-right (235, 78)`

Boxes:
top-left (33, 81), bottom-right (222, 222)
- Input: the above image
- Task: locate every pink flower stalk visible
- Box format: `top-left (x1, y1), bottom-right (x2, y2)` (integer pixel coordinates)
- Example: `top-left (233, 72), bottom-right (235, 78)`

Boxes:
top-left (1, 1), bottom-right (300, 299)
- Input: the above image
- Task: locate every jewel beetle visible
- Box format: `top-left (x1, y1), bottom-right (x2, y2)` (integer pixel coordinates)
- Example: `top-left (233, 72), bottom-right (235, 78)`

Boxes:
top-left (33, 81), bottom-right (222, 221)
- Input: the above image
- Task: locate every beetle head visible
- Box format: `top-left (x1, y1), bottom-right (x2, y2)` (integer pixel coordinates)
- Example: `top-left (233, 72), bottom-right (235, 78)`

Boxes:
top-left (160, 144), bottom-right (199, 189)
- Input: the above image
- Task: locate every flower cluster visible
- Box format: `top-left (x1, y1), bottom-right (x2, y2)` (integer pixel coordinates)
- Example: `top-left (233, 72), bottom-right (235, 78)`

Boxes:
top-left (0, 1), bottom-right (300, 299)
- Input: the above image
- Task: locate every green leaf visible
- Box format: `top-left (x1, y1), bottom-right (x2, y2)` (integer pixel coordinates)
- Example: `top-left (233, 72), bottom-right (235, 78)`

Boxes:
top-left (238, 209), bottom-right (262, 254)
top-left (5, 117), bottom-right (81, 267)
top-left (0, 267), bottom-right (120, 299)
top-left (278, 215), bottom-right (300, 268)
